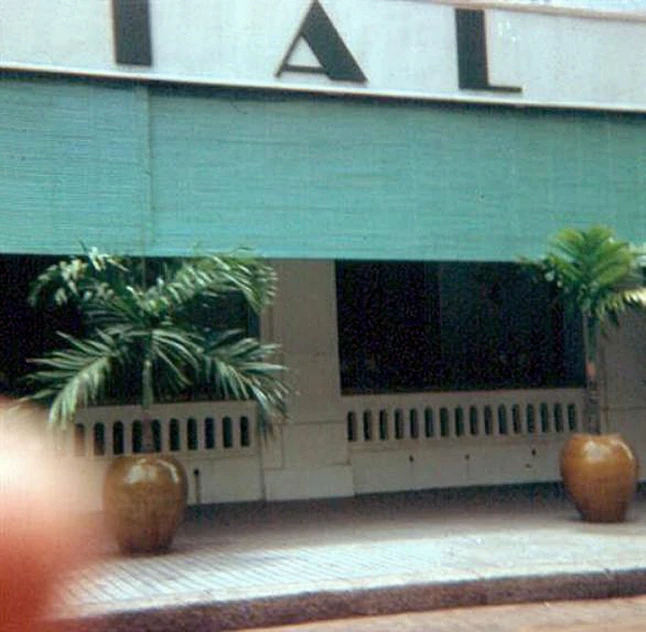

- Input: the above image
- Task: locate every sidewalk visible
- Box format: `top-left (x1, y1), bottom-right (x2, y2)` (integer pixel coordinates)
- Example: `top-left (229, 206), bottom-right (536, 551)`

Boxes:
top-left (46, 484), bottom-right (646, 631)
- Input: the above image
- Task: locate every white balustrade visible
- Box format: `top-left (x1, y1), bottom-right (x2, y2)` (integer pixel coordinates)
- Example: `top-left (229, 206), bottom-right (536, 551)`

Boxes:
top-left (344, 388), bottom-right (584, 448)
top-left (343, 388), bottom-right (586, 493)
top-left (61, 401), bottom-right (258, 459)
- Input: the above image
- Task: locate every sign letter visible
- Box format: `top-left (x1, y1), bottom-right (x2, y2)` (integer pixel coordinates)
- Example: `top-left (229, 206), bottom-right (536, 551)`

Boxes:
top-left (455, 9), bottom-right (520, 93)
top-left (277, 1), bottom-right (366, 83)
top-left (112, 0), bottom-right (153, 66)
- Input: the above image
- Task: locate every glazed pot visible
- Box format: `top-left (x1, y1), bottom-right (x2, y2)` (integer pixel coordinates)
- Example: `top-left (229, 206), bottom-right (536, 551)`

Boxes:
top-left (103, 454), bottom-right (188, 554)
top-left (560, 433), bottom-right (638, 523)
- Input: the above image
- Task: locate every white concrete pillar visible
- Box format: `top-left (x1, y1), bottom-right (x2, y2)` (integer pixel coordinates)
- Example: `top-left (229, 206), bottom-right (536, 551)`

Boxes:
top-left (601, 310), bottom-right (646, 476)
top-left (260, 260), bottom-right (353, 500)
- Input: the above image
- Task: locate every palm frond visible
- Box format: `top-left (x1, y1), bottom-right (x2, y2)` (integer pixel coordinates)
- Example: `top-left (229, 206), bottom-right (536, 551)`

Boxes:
top-left (151, 254), bottom-right (277, 316)
top-left (26, 330), bottom-right (126, 428)
top-left (532, 226), bottom-right (646, 434)
top-left (149, 327), bottom-right (202, 393)
top-left (199, 332), bottom-right (288, 434)
top-left (29, 248), bottom-right (129, 308)
top-left (536, 226), bottom-right (645, 323)
top-left (26, 248), bottom-right (287, 434)
top-left (623, 287), bottom-right (646, 306)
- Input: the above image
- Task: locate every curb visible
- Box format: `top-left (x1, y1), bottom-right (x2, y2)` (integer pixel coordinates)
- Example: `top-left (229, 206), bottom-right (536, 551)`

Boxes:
top-left (45, 569), bottom-right (646, 631)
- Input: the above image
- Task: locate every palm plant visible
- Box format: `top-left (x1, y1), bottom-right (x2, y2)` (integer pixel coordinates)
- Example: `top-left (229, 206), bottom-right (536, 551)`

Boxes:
top-left (25, 248), bottom-right (288, 446)
top-left (535, 226), bottom-right (646, 434)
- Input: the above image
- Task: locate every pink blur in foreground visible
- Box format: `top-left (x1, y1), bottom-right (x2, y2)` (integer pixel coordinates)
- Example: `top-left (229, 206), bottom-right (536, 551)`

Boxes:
top-left (0, 397), bottom-right (95, 632)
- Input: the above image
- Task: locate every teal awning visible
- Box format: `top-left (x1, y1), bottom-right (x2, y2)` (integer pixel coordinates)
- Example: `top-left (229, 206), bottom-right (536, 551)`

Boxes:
top-left (1, 75), bottom-right (644, 260)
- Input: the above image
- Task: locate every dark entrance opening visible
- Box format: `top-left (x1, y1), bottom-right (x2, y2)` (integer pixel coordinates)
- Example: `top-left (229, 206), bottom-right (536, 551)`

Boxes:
top-left (0, 254), bottom-right (82, 396)
top-left (336, 260), bottom-right (584, 394)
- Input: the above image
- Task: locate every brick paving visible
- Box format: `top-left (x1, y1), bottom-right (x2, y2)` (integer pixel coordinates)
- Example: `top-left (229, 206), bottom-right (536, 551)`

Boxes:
top-left (45, 485), bottom-right (646, 631)
top-left (244, 595), bottom-right (646, 631)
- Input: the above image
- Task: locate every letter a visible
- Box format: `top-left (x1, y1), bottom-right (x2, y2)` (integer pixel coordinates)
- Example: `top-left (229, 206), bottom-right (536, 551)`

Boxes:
top-left (276, 1), bottom-right (366, 83)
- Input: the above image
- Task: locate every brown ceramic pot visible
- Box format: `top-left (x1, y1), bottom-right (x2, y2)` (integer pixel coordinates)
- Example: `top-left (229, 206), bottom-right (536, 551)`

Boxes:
top-left (103, 454), bottom-right (188, 554)
top-left (560, 433), bottom-right (638, 523)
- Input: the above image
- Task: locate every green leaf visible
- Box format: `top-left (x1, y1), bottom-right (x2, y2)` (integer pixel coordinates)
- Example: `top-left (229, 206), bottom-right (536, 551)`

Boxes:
top-left (26, 331), bottom-right (126, 429)
top-left (529, 226), bottom-right (646, 434)
top-left (199, 333), bottom-right (289, 433)
top-left (24, 248), bottom-right (288, 435)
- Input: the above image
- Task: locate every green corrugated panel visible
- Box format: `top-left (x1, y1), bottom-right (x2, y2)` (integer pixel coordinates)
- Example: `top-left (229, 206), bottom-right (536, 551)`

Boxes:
top-left (149, 90), bottom-right (646, 260)
top-left (1, 76), bottom-right (645, 260)
top-left (0, 78), bottom-right (151, 255)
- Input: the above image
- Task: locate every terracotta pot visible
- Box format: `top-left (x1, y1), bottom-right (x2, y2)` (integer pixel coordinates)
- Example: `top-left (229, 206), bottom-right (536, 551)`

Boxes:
top-left (560, 433), bottom-right (638, 523)
top-left (103, 454), bottom-right (188, 554)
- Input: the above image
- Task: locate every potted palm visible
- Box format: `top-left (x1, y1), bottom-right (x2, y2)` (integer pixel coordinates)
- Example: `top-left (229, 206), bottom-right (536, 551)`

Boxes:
top-left (534, 226), bottom-right (646, 522)
top-left (25, 248), bottom-right (288, 553)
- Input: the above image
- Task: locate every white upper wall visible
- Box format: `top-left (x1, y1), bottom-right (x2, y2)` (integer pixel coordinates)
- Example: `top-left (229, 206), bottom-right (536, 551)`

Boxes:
top-left (1, 0), bottom-right (646, 111)
top-left (472, 0), bottom-right (646, 13)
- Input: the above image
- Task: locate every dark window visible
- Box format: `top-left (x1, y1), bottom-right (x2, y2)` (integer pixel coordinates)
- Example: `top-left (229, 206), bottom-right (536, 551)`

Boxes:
top-left (0, 255), bottom-right (82, 397)
top-left (336, 261), bottom-right (583, 394)
top-left (336, 261), bottom-right (439, 393)
top-left (1, 255), bottom-right (254, 404)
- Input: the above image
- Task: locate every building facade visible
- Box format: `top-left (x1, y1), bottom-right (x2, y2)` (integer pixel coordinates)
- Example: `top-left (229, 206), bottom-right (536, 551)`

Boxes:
top-left (1, 0), bottom-right (646, 510)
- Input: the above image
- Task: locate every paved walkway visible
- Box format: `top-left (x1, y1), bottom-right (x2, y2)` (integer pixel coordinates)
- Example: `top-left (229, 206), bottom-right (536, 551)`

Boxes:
top-left (45, 485), bottom-right (646, 631)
